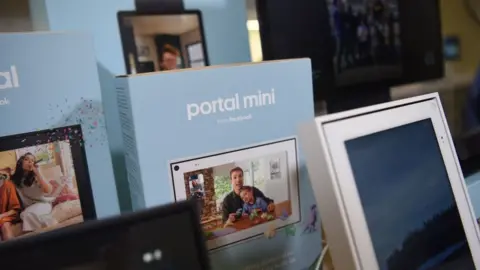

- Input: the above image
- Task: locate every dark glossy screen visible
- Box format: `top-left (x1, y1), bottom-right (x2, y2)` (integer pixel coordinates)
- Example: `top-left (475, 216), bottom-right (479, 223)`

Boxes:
top-left (345, 119), bottom-right (475, 270)
top-left (4, 212), bottom-right (206, 270)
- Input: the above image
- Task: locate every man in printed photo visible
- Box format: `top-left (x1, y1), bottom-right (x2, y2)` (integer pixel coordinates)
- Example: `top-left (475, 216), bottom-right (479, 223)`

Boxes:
top-left (221, 167), bottom-right (275, 223)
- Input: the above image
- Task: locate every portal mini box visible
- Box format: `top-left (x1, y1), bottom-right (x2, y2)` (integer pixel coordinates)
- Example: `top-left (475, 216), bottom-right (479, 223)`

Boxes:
top-left (115, 59), bottom-right (323, 269)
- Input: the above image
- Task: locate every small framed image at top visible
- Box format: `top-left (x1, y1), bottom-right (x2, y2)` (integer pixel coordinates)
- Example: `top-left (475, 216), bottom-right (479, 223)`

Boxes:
top-left (117, 10), bottom-right (209, 74)
top-left (0, 125), bottom-right (95, 244)
top-left (301, 93), bottom-right (480, 270)
top-left (169, 138), bottom-right (301, 251)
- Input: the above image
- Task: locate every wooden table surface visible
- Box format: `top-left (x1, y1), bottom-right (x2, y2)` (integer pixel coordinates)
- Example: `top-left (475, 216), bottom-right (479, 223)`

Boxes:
top-left (229, 200), bottom-right (292, 231)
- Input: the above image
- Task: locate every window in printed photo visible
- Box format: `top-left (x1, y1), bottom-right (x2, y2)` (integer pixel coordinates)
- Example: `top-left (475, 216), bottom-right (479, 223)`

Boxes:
top-left (170, 138), bottom-right (300, 250)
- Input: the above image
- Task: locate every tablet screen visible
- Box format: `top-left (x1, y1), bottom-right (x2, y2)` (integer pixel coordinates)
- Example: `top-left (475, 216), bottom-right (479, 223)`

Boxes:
top-left (345, 119), bottom-right (475, 270)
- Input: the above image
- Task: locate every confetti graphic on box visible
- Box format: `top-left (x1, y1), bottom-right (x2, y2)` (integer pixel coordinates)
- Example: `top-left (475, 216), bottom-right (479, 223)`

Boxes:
top-left (285, 224), bottom-right (296, 237)
top-left (43, 97), bottom-right (107, 148)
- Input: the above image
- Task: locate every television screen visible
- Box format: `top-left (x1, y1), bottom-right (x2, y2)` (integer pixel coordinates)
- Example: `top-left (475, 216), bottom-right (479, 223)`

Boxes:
top-left (327, 0), bottom-right (401, 87)
top-left (257, 0), bottom-right (443, 103)
top-left (118, 11), bottom-right (209, 74)
top-left (0, 125), bottom-right (94, 243)
top-left (345, 119), bottom-right (475, 270)
top-left (169, 138), bottom-right (300, 250)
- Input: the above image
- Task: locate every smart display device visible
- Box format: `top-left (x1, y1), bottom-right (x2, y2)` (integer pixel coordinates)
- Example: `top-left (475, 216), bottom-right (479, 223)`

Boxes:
top-left (0, 199), bottom-right (209, 270)
top-left (169, 138), bottom-right (301, 250)
top-left (117, 10), bottom-right (209, 74)
top-left (0, 125), bottom-right (95, 243)
top-left (299, 93), bottom-right (480, 269)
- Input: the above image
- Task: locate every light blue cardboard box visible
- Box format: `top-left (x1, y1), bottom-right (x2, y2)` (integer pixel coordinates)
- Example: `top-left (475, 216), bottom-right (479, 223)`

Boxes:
top-left (0, 32), bottom-right (119, 218)
top-left (116, 59), bottom-right (322, 269)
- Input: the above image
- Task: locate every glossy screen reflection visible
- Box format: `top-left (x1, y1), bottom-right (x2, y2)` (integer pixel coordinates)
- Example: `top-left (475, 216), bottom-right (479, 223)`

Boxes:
top-left (345, 119), bottom-right (475, 270)
top-left (327, 0), bottom-right (402, 86)
top-left (4, 211), bottom-right (205, 270)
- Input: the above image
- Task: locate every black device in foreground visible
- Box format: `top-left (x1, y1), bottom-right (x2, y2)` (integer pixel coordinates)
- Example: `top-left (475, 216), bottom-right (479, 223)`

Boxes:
top-left (0, 199), bottom-right (210, 270)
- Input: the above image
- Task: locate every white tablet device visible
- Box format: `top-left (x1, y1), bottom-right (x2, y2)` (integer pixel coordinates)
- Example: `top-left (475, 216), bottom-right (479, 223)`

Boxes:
top-left (169, 138), bottom-right (301, 250)
top-left (299, 93), bottom-right (480, 270)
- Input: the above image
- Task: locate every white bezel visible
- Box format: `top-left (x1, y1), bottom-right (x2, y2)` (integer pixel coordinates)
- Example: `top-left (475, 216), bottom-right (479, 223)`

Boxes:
top-left (169, 138), bottom-right (301, 250)
top-left (319, 96), bottom-right (480, 269)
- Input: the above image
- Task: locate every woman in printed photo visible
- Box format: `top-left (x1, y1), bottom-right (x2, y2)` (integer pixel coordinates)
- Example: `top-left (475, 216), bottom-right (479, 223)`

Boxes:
top-left (0, 168), bottom-right (22, 241)
top-left (11, 153), bottom-right (56, 233)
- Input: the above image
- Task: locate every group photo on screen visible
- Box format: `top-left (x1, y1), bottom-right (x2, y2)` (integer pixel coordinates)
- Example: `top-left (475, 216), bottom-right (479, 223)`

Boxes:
top-left (118, 12), bottom-right (207, 74)
top-left (170, 139), bottom-right (300, 249)
top-left (328, 0), bottom-right (401, 85)
top-left (0, 129), bottom-right (86, 242)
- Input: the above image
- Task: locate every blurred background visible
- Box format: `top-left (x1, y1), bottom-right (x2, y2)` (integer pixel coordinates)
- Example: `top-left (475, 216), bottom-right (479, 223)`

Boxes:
top-left (2, 0), bottom-right (480, 212)
top-left (2, 0), bottom-right (479, 136)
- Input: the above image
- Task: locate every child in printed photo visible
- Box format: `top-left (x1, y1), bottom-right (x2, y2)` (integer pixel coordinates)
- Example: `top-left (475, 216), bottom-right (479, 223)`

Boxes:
top-left (239, 186), bottom-right (271, 215)
top-left (223, 167), bottom-right (275, 223)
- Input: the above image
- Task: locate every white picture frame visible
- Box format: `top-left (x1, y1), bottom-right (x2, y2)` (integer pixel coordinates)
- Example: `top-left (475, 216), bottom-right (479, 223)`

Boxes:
top-left (169, 138), bottom-right (301, 250)
top-left (299, 93), bottom-right (480, 270)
